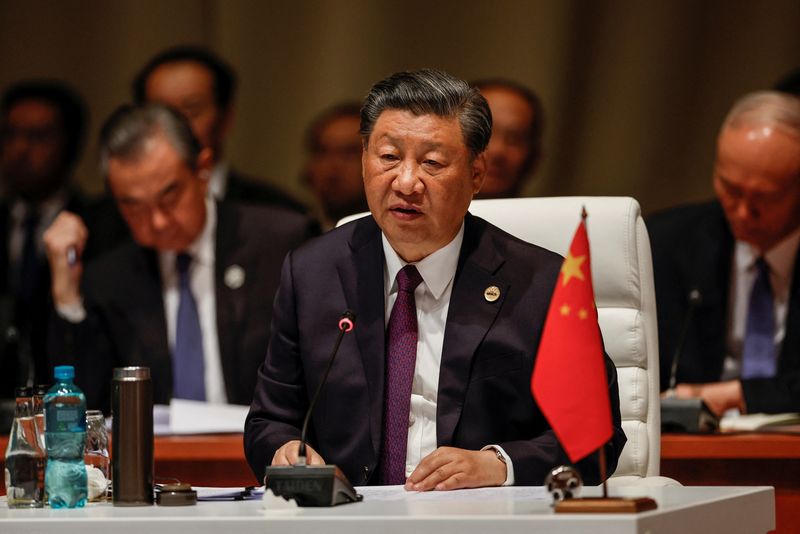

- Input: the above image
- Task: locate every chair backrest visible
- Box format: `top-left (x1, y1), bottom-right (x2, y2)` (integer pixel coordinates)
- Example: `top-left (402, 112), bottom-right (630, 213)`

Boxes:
top-left (466, 197), bottom-right (660, 478)
top-left (338, 196), bottom-right (661, 479)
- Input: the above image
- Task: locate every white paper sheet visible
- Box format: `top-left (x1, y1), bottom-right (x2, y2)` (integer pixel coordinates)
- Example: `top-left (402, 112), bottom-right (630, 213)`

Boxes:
top-left (150, 400), bottom-right (249, 435)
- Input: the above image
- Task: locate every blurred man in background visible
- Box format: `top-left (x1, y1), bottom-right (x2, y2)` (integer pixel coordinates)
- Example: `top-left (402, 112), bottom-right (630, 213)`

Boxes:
top-left (302, 102), bottom-right (368, 229)
top-left (88, 46), bottom-right (316, 256)
top-left (0, 80), bottom-right (89, 395)
top-left (473, 79), bottom-right (544, 199)
top-left (44, 104), bottom-right (318, 411)
top-left (648, 91), bottom-right (800, 415)
top-left (134, 45), bottom-right (306, 210)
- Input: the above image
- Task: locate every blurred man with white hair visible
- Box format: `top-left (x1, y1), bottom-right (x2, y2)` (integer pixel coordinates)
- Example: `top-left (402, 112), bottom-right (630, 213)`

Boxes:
top-left (649, 91), bottom-right (800, 415)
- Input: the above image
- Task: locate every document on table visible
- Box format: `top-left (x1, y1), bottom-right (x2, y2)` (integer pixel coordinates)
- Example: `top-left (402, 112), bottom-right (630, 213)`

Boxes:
top-left (356, 485), bottom-right (550, 501)
top-left (152, 400), bottom-right (250, 435)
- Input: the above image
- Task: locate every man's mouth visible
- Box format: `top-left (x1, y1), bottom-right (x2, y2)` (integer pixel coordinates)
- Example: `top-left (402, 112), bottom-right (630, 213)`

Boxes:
top-left (389, 205), bottom-right (422, 218)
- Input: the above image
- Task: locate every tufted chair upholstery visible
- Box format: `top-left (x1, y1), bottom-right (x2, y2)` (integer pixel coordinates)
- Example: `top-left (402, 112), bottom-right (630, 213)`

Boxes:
top-left (466, 197), bottom-right (678, 484)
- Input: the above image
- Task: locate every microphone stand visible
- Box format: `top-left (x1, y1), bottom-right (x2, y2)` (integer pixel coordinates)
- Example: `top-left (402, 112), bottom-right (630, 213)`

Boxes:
top-left (661, 290), bottom-right (719, 433)
top-left (264, 311), bottom-right (363, 506)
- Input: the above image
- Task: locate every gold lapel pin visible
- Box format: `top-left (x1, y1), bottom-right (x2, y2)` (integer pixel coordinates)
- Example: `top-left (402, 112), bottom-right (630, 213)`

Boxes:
top-left (484, 285), bottom-right (500, 302)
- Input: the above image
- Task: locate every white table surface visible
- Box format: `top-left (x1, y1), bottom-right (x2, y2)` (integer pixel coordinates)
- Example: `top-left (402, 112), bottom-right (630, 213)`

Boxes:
top-left (0, 485), bottom-right (775, 534)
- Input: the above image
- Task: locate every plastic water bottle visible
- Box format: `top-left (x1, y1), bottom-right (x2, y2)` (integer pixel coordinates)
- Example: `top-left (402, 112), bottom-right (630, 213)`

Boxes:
top-left (4, 387), bottom-right (45, 508)
top-left (44, 365), bottom-right (88, 508)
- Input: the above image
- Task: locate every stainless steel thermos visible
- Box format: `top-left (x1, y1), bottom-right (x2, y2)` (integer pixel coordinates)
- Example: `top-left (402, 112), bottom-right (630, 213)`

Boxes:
top-left (111, 366), bottom-right (154, 506)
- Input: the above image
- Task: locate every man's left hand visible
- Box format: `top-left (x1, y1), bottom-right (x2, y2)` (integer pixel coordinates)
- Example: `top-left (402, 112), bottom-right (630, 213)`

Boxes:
top-left (673, 380), bottom-right (745, 416)
top-left (404, 446), bottom-right (506, 491)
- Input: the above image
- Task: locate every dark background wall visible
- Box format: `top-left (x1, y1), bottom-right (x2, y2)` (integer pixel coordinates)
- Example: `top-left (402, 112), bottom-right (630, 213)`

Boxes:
top-left (2, 0), bottom-right (798, 214)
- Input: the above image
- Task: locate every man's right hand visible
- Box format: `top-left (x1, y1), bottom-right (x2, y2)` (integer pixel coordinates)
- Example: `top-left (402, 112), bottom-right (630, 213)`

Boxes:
top-left (272, 440), bottom-right (326, 466)
top-left (43, 211), bottom-right (88, 307)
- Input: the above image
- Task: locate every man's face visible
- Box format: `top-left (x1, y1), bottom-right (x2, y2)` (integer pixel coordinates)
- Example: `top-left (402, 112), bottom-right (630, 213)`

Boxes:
top-left (479, 86), bottom-right (535, 198)
top-left (108, 134), bottom-right (210, 252)
top-left (362, 109), bottom-right (485, 262)
top-left (1, 98), bottom-right (68, 202)
top-left (144, 61), bottom-right (231, 160)
top-left (305, 114), bottom-right (366, 221)
top-left (713, 125), bottom-right (800, 252)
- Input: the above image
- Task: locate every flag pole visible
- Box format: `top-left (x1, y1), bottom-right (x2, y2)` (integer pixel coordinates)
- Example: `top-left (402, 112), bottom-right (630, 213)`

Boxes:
top-left (600, 445), bottom-right (608, 499)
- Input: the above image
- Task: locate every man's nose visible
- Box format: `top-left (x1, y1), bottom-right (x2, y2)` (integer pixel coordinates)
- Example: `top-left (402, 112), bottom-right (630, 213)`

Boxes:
top-left (392, 161), bottom-right (423, 195)
top-left (734, 197), bottom-right (759, 221)
top-left (150, 207), bottom-right (170, 231)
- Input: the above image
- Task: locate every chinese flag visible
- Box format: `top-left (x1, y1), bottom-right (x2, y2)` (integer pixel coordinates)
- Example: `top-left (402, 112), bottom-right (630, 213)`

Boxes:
top-left (531, 214), bottom-right (612, 463)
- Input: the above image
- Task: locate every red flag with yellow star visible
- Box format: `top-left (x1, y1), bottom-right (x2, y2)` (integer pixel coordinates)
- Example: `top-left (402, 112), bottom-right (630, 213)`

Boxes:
top-left (531, 213), bottom-right (612, 463)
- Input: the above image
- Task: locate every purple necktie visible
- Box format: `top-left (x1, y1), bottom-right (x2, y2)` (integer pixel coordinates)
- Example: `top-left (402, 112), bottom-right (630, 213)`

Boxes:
top-left (379, 264), bottom-right (423, 485)
top-left (741, 257), bottom-right (777, 379)
top-left (173, 253), bottom-right (206, 400)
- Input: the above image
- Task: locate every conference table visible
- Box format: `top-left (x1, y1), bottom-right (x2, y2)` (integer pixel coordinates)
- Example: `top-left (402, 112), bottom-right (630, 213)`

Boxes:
top-left (661, 432), bottom-right (800, 534)
top-left (0, 485), bottom-right (775, 533)
top-left (1, 433), bottom-right (792, 532)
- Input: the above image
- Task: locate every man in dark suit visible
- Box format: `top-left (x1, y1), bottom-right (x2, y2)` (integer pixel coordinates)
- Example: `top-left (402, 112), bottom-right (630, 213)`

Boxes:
top-left (133, 45), bottom-right (306, 211)
top-left (648, 91), bottom-right (800, 415)
top-left (87, 46), bottom-right (314, 257)
top-left (0, 80), bottom-right (90, 395)
top-left (44, 104), bottom-right (317, 411)
top-left (245, 70), bottom-right (625, 489)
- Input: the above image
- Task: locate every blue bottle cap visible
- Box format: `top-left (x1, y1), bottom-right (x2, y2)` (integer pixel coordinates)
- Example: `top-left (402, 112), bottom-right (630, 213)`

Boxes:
top-left (53, 365), bottom-right (75, 380)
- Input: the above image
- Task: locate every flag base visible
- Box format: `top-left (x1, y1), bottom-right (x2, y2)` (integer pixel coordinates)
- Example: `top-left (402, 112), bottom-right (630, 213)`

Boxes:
top-left (555, 497), bottom-right (657, 513)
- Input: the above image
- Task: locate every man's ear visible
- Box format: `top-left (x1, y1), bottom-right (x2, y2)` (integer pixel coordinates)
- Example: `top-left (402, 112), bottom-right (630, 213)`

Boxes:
top-left (471, 152), bottom-right (487, 195)
top-left (197, 147), bottom-right (214, 181)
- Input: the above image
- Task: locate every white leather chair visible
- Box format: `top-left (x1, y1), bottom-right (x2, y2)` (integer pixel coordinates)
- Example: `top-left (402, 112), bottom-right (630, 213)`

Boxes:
top-left (340, 196), bottom-right (677, 485)
top-left (466, 197), bottom-right (676, 485)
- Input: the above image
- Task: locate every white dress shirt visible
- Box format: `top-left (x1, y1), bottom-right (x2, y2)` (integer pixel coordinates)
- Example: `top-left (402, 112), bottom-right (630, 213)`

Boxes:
top-left (723, 228), bottom-right (800, 380)
top-left (159, 199), bottom-right (226, 404)
top-left (208, 161), bottom-right (229, 201)
top-left (57, 198), bottom-right (228, 404)
top-left (8, 191), bottom-right (67, 280)
top-left (382, 222), bottom-right (514, 485)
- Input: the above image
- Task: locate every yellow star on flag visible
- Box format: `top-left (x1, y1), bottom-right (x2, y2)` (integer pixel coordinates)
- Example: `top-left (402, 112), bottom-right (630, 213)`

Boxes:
top-left (561, 252), bottom-right (586, 287)
top-left (560, 304), bottom-right (571, 316)
top-left (578, 308), bottom-right (588, 320)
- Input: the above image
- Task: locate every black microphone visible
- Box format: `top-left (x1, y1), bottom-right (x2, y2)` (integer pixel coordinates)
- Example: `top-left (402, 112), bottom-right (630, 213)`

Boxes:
top-left (668, 288), bottom-right (702, 391)
top-left (264, 310), bottom-right (363, 506)
top-left (661, 289), bottom-right (719, 433)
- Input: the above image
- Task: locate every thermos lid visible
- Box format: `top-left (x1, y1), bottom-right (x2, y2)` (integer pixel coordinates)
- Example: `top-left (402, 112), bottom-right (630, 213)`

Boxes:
top-left (113, 366), bottom-right (151, 380)
top-left (54, 365), bottom-right (74, 380)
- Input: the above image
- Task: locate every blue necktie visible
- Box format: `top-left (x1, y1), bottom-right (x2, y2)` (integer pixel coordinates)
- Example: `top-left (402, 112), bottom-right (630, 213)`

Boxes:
top-left (741, 257), bottom-right (777, 379)
top-left (379, 265), bottom-right (423, 485)
top-left (172, 253), bottom-right (206, 400)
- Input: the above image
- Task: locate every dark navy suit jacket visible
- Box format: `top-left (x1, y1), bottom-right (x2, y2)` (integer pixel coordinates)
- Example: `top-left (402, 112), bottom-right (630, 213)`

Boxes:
top-left (244, 213), bottom-right (626, 486)
top-left (648, 200), bottom-right (800, 413)
top-left (49, 201), bottom-right (318, 411)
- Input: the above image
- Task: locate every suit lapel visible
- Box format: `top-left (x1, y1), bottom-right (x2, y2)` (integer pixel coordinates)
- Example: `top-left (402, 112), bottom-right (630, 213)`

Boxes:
top-left (337, 217), bottom-right (385, 456)
top-left (779, 245), bottom-right (800, 372)
top-left (127, 247), bottom-right (170, 374)
top-left (691, 202), bottom-right (733, 377)
top-left (213, 202), bottom-right (246, 398)
top-left (437, 215), bottom-right (507, 446)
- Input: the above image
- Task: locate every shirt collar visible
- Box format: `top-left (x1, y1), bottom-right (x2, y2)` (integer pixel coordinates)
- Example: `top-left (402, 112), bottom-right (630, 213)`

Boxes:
top-left (10, 188), bottom-right (68, 227)
top-left (159, 198), bottom-right (217, 273)
top-left (735, 226), bottom-right (800, 280)
top-left (382, 222), bottom-right (465, 300)
top-left (208, 161), bottom-right (229, 200)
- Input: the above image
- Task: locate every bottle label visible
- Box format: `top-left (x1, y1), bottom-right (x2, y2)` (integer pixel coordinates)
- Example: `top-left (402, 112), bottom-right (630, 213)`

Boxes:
top-left (45, 405), bottom-right (86, 433)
